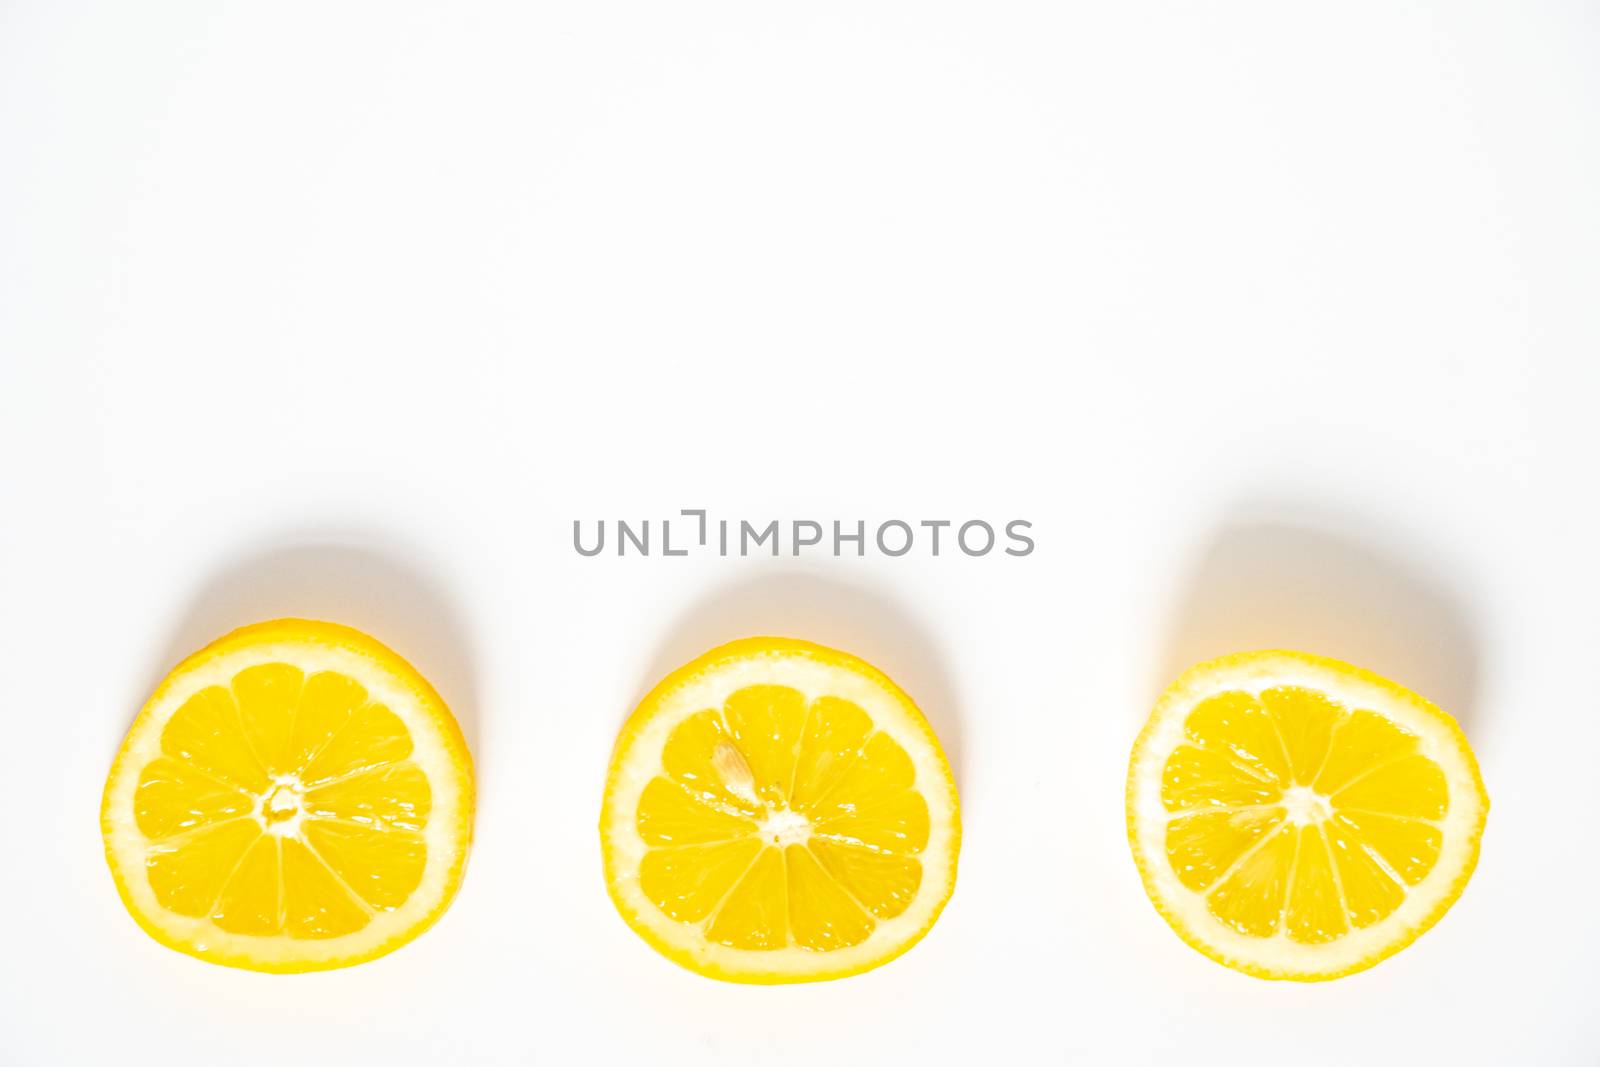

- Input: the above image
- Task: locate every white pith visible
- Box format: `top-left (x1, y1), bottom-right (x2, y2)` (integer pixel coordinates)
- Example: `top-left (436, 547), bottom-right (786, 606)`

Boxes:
top-left (759, 808), bottom-right (813, 847)
top-left (1280, 785), bottom-right (1331, 827)
top-left (1128, 653), bottom-right (1487, 978)
top-left (601, 646), bottom-right (960, 981)
top-left (259, 778), bottom-right (307, 836)
top-left (103, 637), bottom-right (472, 970)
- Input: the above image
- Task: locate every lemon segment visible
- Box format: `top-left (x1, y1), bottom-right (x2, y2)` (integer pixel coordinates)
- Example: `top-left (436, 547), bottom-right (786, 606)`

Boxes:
top-left (102, 619), bottom-right (473, 972)
top-left (1127, 650), bottom-right (1488, 980)
top-left (601, 637), bottom-right (959, 983)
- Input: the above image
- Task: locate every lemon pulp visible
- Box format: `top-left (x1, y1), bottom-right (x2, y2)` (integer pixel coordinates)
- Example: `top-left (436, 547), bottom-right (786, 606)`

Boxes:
top-left (638, 686), bottom-right (930, 950)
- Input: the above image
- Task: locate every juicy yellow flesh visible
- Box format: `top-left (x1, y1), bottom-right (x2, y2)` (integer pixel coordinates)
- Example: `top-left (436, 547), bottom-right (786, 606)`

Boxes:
top-left (636, 685), bottom-right (928, 952)
top-left (1161, 686), bottom-right (1447, 943)
top-left (134, 663), bottom-right (429, 939)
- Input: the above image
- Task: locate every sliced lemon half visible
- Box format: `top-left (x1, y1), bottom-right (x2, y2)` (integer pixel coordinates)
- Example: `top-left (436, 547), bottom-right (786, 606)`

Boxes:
top-left (1127, 650), bottom-right (1488, 980)
top-left (600, 637), bottom-right (960, 983)
top-left (102, 619), bottom-right (473, 972)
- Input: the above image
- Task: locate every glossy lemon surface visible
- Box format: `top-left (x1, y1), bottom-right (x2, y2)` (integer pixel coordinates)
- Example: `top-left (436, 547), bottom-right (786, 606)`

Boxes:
top-left (1127, 650), bottom-right (1487, 980)
top-left (601, 637), bottom-right (960, 983)
top-left (102, 619), bottom-right (473, 971)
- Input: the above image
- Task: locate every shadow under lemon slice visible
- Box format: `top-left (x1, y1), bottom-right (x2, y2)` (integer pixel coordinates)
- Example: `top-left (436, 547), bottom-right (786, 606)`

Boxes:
top-left (101, 619), bottom-right (474, 972)
top-left (600, 637), bottom-right (961, 983)
top-left (1127, 650), bottom-right (1488, 980)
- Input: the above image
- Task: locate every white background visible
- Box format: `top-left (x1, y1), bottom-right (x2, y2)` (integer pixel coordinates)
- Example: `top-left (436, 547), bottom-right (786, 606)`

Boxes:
top-left (2, 3), bottom-right (1597, 1064)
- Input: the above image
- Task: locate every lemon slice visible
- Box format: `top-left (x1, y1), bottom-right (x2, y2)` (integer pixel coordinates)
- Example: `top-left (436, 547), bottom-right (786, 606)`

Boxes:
top-left (101, 619), bottom-right (473, 972)
top-left (1127, 650), bottom-right (1488, 980)
top-left (600, 637), bottom-right (960, 983)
